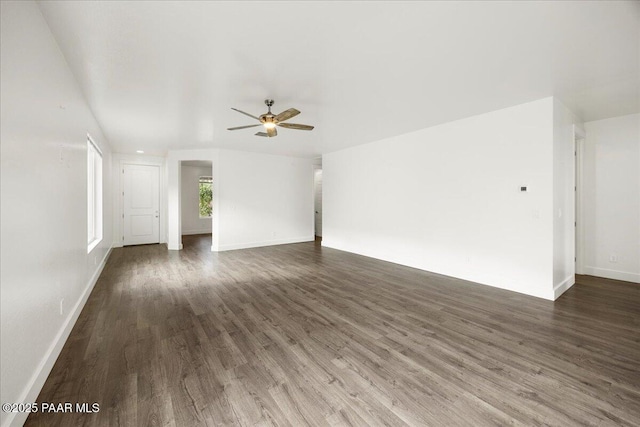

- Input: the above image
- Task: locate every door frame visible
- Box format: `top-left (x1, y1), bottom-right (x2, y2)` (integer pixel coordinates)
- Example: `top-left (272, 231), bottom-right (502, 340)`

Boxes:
top-left (313, 165), bottom-right (322, 238)
top-left (573, 124), bottom-right (586, 274)
top-left (122, 163), bottom-right (161, 246)
top-left (115, 155), bottom-right (166, 247)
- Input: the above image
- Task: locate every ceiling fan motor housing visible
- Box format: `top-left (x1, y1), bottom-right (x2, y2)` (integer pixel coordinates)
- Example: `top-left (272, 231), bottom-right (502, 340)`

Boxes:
top-left (259, 114), bottom-right (276, 124)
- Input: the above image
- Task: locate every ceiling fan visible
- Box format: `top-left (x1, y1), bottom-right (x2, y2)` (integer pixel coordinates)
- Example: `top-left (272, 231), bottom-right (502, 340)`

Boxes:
top-left (227, 99), bottom-right (314, 137)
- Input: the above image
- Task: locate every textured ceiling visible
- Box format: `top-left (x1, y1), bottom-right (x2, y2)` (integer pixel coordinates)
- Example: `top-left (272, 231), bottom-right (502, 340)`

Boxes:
top-left (38, 1), bottom-right (639, 157)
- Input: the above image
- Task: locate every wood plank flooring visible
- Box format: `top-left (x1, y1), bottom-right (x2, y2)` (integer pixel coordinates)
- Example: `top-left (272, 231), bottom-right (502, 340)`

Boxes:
top-left (27, 234), bottom-right (640, 426)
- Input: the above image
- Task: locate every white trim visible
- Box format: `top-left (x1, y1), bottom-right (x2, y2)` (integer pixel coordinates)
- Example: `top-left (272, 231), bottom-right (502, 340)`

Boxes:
top-left (86, 133), bottom-right (102, 156)
top-left (573, 125), bottom-right (585, 274)
top-left (216, 236), bottom-right (314, 252)
top-left (168, 243), bottom-right (184, 251)
top-left (311, 165), bottom-right (316, 237)
top-left (4, 246), bottom-right (112, 427)
top-left (553, 275), bottom-right (575, 300)
top-left (87, 139), bottom-right (103, 252)
top-left (87, 237), bottom-right (101, 253)
top-left (584, 266), bottom-right (640, 284)
top-left (313, 166), bottom-right (322, 237)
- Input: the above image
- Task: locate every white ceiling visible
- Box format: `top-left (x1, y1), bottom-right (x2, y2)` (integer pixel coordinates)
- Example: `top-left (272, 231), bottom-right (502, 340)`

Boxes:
top-left (38, 1), bottom-right (639, 158)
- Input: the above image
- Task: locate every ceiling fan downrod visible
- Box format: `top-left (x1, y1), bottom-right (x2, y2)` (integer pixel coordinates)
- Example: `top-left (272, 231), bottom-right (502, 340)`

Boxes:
top-left (264, 99), bottom-right (274, 113)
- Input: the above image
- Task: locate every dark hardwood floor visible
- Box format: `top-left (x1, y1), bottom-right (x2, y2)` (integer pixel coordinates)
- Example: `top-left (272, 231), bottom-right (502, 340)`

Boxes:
top-left (28, 234), bottom-right (640, 426)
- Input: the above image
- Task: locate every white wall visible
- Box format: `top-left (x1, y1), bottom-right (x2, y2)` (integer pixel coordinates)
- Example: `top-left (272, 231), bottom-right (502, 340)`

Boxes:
top-left (181, 165), bottom-right (213, 235)
top-left (0, 2), bottom-right (113, 426)
top-left (167, 149), bottom-right (313, 251)
top-left (552, 99), bottom-right (581, 298)
top-left (323, 98), bottom-right (557, 300)
top-left (216, 149), bottom-right (314, 250)
top-left (583, 114), bottom-right (640, 283)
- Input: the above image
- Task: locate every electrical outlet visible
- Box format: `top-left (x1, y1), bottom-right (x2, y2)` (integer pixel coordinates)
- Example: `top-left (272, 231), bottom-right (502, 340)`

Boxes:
top-left (59, 299), bottom-right (64, 316)
top-left (609, 254), bottom-right (618, 263)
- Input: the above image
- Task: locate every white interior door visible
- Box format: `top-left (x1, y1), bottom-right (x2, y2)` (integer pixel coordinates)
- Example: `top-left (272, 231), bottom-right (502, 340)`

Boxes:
top-left (314, 169), bottom-right (323, 237)
top-left (123, 164), bottom-right (160, 245)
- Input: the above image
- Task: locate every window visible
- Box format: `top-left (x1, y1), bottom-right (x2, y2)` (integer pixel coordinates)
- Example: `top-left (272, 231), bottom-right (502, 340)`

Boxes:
top-left (199, 176), bottom-right (213, 218)
top-left (87, 136), bottom-right (103, 252)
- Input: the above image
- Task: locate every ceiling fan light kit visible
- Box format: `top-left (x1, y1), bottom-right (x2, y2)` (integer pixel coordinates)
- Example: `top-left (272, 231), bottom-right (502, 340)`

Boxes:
top-left (228, 99), bottom-right (314, 138)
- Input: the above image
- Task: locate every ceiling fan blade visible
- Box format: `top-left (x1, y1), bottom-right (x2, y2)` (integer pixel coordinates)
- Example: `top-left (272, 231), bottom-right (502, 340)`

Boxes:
top-left (277, 123), bottom-right (314, 131)
top-left (275, 108), bottom-right (300, 122)
top-left (227, 124), bottom-right (262, 131)
top-left (267, 126), bottom-right (277, 137)
top-left (255, 132), bottom-right (269, 137)
top-left (231, 108), bottom-right (260, 121)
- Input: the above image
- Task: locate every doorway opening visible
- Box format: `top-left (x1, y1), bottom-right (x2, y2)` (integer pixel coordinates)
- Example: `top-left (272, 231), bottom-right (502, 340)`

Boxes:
top-left (314, 164), bottom-right (323, 240)
top-left (181, 160), bottom-right (213, 249)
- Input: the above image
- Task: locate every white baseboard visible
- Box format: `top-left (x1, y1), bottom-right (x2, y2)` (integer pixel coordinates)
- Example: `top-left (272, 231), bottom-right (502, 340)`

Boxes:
top-left (322, 239), bottom-right (555, 301)
top-left (553, 275), bottom-right (575, 300)
top-left (216, 236), bottom-right (314, 252)
top-left (4, 247), bottom-right (113, 427)
top-left (181, 229), bottom-right (212, 236)
top-left (583, 266), bottom-right (640, 283)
